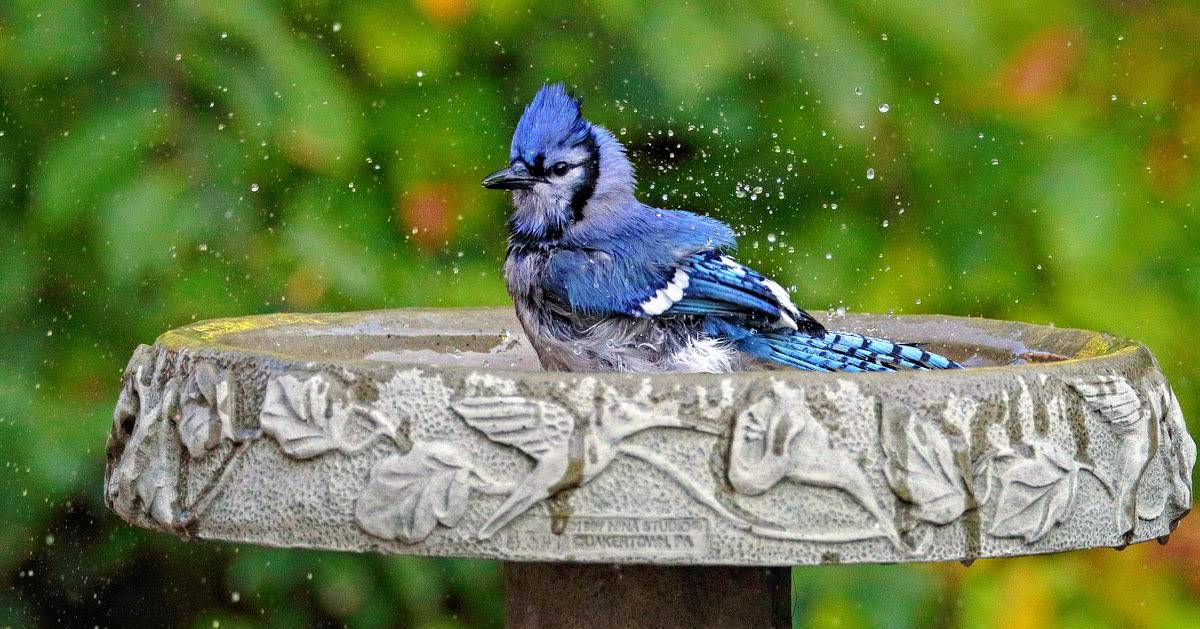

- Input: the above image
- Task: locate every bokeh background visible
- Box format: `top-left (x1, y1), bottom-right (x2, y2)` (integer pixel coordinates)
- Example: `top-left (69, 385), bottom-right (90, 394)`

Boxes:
top-left (2, 0), bottom-right (1198, 627)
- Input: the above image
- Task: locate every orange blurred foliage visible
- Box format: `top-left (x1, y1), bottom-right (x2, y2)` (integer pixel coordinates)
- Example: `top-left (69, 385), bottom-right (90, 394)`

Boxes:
top-left (998, 28), bottom-right (1082, 110)
top-left (415, 0), bottom-right (473, 27)
top-left (399, 181), bottom-right (459, 252)
top-left (1150, 511), bottom-right (1200, 595)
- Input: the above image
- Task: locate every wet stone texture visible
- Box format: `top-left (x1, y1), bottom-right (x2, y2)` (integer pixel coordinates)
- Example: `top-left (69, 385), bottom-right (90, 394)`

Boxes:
top-left (105, 308), bottom-right (1195, 566)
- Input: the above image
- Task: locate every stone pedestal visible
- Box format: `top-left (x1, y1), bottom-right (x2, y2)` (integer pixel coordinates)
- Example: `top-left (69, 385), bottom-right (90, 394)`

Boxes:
top-left (104, 308), bottom-right (1195, 626)
top-left (503, 563), bottom-right (791, 628)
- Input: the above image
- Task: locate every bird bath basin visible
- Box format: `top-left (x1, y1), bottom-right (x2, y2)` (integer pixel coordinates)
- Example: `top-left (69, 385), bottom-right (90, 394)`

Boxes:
top-left (105, 308), bottom-right (1195, 628)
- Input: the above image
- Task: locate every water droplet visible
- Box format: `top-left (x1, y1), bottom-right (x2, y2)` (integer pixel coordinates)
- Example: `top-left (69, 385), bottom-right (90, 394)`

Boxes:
top-left (866, 168), bottom-right (875, 180)
top-left (854, 86), bottom-right (863, 96)
top-left (990, 158), bottom-right (999, 166)
top-left (231, 591), bottom-right (241, 603)
top-left (1110, 94), bottom-right (1118, 101)
top-left (415, 70), bottom-right (425, 78)
top-left (878, 103), bottom-right (890, 113)
top-left (766, 233), bottom-right (777, 243)
top-left (880, 33), bottom-right (889, 41)
top-left (44, 534), bottom-right (54, 545)
top-left (977, 132), bottom-right (985, 139)
top-left (932, 96), bottom-right (941, 105)
top-left (331, 22), bottom-right (341, 32)
top-left (250, 183), bottom-right (259, 192)
top-left (824, 252), bottom-right (833, 260)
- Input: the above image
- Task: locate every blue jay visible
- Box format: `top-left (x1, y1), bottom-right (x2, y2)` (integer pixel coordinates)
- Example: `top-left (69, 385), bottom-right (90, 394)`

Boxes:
top-left (483, 83), bottom-right (960, 373)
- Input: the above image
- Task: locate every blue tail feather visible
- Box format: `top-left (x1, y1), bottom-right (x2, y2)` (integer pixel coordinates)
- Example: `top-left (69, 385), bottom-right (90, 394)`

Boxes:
top-left (706, 318), bottom-right (961, 372)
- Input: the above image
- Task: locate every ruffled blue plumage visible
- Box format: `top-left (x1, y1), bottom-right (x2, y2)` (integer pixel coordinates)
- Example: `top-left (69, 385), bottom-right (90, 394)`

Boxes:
top-left (493, 83), bottom-right (961, 373)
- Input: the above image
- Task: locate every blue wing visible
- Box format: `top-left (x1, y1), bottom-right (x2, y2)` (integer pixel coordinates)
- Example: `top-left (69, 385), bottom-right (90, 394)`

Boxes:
top-left (546, 247), bottom-right (823, 334)
top-left (664, 251), bottom-right (824, 334)
top-left (538, 206), bottom-right (959, 372)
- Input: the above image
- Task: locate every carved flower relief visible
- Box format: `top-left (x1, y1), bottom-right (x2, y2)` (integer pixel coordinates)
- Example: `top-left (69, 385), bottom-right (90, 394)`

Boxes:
top-left (178, 363), bottom-right (236, 459)
top-left (728, 381), bottom-right (904, 547)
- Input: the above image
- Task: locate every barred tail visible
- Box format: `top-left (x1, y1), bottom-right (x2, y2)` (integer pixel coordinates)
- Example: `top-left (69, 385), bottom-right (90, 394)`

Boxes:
top-left (756, 331), bottom-right (961, 372)
top-left (704, 318), bottom-right (961, 372)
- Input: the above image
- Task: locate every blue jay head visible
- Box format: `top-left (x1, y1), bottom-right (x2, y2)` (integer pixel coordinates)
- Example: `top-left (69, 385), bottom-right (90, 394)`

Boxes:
top-left (484, 83), bottom-right (633, 241)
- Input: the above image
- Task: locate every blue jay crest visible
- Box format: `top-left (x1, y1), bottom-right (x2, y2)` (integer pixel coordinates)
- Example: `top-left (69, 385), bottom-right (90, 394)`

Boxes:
top-left (484, 83), bottom-right (962, 374)
top-left (511, 83), bottom-right (591, 164)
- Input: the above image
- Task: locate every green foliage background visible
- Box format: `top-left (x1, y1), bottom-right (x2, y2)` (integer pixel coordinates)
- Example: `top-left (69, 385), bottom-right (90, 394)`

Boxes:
top-left (2, 0), bottom-right (1199, 627)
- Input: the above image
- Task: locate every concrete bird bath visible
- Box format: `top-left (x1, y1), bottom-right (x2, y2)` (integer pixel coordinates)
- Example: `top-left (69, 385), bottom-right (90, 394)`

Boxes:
top-left (105, 308), bottom-right (1195, 628)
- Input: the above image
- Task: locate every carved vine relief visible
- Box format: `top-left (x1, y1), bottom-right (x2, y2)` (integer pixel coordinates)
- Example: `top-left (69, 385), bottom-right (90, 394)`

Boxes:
top-left (105, 350), bottom-right (257, 532)
top-left (108, 348), bottom-right (1195, 554)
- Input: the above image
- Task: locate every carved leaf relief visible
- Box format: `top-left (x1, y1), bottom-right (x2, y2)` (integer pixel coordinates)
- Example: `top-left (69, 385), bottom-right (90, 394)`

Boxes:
top-left (355, 443), bottom-right (474, 544)
top-left (989, 443), bottom-right (1079, 543)
top-left (260, 375), bottom-right (346, 458)
top-left (258, 373), bottom-right (394, 459)
top-left (136, 459), bottom-right (179, 528)
top-left (179, 363), bottom-right (234, 458)
top-left (885, 418), bottom-right (970, 525)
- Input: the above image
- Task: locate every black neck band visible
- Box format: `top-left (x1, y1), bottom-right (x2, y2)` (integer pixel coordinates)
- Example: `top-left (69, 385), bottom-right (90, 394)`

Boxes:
top-left (568, 133), bottom-right (600, 223)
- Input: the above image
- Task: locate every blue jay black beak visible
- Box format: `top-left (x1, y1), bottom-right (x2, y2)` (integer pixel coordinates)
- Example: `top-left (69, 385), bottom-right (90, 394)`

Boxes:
top-left (482, 164), bottom-right (538, 190)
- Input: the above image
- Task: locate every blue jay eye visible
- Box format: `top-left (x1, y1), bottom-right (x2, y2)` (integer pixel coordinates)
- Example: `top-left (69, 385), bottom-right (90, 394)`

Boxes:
top-left (551, 161), bottom-right (571, 177)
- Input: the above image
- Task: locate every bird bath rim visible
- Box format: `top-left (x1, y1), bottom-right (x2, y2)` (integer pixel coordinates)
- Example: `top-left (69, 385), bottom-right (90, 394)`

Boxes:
top-left (151, 307), bottom-right (1134, 378)
top-left (105, 307), bottom-right (1194, 567)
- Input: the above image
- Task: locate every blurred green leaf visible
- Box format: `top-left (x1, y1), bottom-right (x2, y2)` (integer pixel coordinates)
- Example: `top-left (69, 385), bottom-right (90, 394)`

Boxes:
top-left (31, 84), bottom-right (176, 229)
